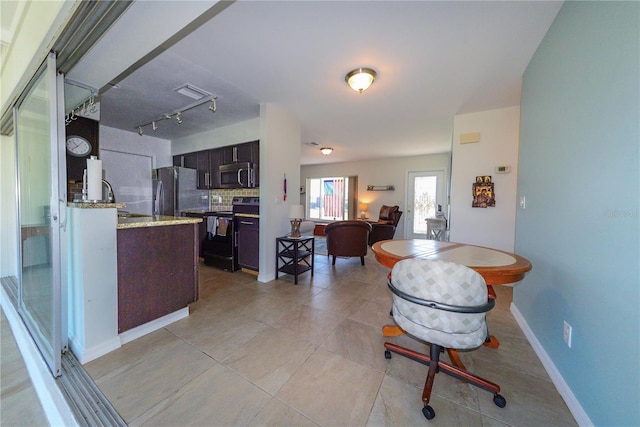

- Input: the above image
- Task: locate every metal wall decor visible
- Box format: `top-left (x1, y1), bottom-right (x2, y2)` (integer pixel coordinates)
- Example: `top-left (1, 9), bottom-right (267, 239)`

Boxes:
top-left (472, 176), bottom-right (495, 208)
top-left (367, 185), bottom-right (395, 191)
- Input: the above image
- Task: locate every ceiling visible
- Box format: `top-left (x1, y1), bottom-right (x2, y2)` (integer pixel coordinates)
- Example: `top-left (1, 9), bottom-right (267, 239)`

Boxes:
top-left (19, 1), bottom-right (564, 165)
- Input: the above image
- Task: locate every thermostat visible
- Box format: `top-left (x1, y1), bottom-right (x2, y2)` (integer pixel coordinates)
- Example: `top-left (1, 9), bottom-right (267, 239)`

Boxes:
top-left (495, 165), bottom-right (511, 174)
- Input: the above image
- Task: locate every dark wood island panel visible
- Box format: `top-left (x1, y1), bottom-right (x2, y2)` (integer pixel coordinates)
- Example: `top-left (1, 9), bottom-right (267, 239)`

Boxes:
top-left (117, 223), bottom-right (199, 333)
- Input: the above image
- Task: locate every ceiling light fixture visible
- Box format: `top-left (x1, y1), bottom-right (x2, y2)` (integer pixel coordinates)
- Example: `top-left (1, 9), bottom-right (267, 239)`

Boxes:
top-left (320, 147), bottom-right (333, 155)
top-left (133, 95), bottom-right (217, 136)
top-left (345, 67), bottom-right (377, 93)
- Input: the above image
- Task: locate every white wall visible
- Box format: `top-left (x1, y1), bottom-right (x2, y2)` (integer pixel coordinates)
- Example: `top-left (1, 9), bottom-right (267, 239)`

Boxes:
top-left (172, 118), bottom-right (260, 155)
top-left (449, 106), bottom-right (520, 252)
top-left (258, 104), bottom-right (301, 283)
top-left (301, 153), bottom-right (451, 239)
top-left (100, 125), bottom-right (172, 168)
top-left (99, 126), bottom-right (171, 214)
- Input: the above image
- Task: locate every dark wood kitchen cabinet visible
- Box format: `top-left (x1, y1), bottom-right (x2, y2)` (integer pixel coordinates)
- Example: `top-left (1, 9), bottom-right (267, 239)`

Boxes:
top-left (117, 223), bottom-right (199, 333)
top-left (173, 140), bottom-right (260, 189)
top-left (236, 215), bottom-right (259, 271)
top-left (221, 141), bottom-right (256, 164)
top-left (220, 141), bottom-right (260, 187)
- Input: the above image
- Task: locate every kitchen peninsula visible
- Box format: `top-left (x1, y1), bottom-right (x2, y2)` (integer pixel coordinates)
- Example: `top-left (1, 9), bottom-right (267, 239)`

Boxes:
top-left (116, 215), bottom-right (200, 333)
top-left (67, 203), bottom-right (201, 364)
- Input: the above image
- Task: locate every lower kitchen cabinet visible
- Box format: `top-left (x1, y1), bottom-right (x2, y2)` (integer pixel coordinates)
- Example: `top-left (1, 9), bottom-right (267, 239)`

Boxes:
top-left (235, 215), bottom-right (259, 271)
top-left (116, 223), bottom-right (199, 333)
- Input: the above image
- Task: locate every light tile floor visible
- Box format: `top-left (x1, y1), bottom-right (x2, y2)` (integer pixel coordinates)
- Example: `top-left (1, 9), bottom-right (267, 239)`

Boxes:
top-left (0, 309), bottom-right (48, 427)
top-left (84, 249), bottom-right (577, 426)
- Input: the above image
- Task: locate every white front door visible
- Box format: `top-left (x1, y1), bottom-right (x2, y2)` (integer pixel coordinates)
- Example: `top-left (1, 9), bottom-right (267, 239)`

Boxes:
top-left (406, 170), bottom-right (445, 239)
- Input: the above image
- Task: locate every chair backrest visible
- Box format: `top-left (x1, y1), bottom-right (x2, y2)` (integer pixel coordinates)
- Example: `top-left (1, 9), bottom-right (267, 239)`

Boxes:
top-left (377, 205), bottom-right (402, 226)
top-left (389, 259), bottom-right (490, 349)
top-left (325, 220), bottom-right (371, 257)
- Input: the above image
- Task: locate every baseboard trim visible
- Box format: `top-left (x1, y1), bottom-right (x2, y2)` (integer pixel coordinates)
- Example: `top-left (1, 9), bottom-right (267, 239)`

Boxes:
top-left (510, 302), bottom-right (593, 427)
top-left (119, 307), bottom-right (189, 345)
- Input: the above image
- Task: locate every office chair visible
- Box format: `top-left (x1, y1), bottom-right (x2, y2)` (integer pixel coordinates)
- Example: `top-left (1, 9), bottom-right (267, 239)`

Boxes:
top-left (383, 259), bottom-right (506, 420)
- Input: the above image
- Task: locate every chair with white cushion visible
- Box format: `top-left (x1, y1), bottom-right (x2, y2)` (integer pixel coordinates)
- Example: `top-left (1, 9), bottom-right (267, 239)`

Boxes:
top-left (384, 259), bottom-right (506, 420)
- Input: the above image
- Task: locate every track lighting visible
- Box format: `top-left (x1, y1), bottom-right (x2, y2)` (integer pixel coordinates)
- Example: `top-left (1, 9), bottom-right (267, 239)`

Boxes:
top-left (133, 95), bottom-right (218, 135)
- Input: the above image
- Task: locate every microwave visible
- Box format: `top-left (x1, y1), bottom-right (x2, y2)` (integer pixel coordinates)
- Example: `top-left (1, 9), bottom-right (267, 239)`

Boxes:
top-left (219, 162), bottom-right (255, 188)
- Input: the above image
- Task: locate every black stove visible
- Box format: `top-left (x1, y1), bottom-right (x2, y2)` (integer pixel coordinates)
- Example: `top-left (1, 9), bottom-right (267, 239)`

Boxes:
top-left (232, 196), bottom-right (260, 216)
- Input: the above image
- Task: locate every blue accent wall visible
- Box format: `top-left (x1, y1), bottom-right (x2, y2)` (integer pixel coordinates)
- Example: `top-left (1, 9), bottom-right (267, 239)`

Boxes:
top-left (515, 2), bottom-right (639, 425)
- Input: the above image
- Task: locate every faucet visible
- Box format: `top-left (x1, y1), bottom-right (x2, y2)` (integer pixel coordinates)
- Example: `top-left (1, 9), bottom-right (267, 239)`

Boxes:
top-left (102, 179), bottom-right (115, 203)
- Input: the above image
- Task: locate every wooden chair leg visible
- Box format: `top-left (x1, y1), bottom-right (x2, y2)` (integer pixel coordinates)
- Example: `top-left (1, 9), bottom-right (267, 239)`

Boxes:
top-left (332, 255), bottom-right (336, 265)
top-left (360, 256), bottom-right (365, 265)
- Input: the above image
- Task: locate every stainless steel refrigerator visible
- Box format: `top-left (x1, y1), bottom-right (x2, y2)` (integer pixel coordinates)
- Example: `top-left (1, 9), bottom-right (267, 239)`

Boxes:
top-left (152, 166), bottom-right (209, 216)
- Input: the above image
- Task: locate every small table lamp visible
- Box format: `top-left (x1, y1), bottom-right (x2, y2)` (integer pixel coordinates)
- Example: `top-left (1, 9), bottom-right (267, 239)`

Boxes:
top-left (359, 202), bottom-right (369, 219)
top-left (288, 204), bottom-right (305, 238)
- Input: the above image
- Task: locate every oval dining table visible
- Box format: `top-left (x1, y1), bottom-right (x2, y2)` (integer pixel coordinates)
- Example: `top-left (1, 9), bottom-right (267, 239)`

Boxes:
top-left (371, 239), bottom-right (532, 368)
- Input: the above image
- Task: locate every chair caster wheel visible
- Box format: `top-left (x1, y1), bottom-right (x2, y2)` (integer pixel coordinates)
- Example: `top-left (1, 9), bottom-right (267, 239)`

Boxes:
top-left (384, 350), bottom-right (392, 359)
top-left (493, 393), bottom-right (506, 408)
top-left (422, 405), bottom-right (435, 420)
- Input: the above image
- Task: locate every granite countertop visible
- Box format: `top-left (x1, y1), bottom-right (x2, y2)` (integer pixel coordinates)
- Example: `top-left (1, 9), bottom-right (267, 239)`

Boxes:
top-left (68, 202), bottom-right (127, 209)
top-left (116, 215), bottom-right (202, 230)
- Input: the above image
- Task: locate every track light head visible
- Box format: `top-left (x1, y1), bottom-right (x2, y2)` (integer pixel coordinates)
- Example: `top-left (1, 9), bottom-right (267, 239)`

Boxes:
top-left (152, 121), bottom-right (157, 131)
top-left (176, 112), bottom-right (183, 124)
top-left (138, 126), bottom-right (143, 136)
top-left (209, 98), bottom-right (217, 113)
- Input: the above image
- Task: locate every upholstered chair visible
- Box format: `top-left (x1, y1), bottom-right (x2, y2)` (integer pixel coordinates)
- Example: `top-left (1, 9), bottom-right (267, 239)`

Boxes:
top-left (368, 205), bottom-right (403, 246)
top-left (324, 220), bottom-right (372, 265)
top-left (384, 259), bottom-right (506, 420)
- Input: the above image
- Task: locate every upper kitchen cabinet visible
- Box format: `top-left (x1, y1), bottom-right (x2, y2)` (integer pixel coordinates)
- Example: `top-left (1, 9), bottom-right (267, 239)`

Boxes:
top-left (174, 150), bottom-right (218, 189)
top-left (174, 140), bottom-right (260, 189)
top-left (221, 140), bottom-right (258, 165)
top-left (174, 152), bottom-right (198, 170)
top-left (219, 140), bottom-right (259, 187)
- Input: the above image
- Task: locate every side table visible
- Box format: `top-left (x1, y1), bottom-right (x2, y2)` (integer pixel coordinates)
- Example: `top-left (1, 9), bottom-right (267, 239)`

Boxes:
top-left (275, 235), bottom-right (314, 284)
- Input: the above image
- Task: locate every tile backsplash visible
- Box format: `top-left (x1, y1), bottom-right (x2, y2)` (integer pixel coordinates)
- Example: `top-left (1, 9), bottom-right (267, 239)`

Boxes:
top-left (209, 188), bottom-right (259, 211)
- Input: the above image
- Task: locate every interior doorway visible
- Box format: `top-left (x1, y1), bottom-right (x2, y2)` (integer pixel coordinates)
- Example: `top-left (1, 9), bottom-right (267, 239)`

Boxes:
top-left (406, 170), bottom-right (445, 239)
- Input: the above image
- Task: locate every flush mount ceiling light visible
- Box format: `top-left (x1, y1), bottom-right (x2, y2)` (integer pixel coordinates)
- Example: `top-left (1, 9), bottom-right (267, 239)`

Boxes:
top-left (345, 67), bottom-right (377, 93)
top-left (320, 147), bottom-right (333, 155)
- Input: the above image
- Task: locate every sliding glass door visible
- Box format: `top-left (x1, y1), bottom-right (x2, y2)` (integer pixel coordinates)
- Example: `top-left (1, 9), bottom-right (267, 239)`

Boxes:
top-left (15, 53), bottom-right (65, 376)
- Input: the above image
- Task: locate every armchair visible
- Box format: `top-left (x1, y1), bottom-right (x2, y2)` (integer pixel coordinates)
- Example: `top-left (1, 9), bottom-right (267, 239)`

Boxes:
top-left (324, 220), bottom-right (372, 265)
top-left (368, 205), bottom-right (403, 246)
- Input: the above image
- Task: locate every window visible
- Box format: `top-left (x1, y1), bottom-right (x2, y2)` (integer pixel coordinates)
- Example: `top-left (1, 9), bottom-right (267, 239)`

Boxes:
top-left (306, 176), bottom-right (357, 221)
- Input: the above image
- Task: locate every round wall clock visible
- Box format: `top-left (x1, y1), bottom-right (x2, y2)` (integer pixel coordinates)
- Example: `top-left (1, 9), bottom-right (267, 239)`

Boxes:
top-left (66, 135), bottom-right (92, 157)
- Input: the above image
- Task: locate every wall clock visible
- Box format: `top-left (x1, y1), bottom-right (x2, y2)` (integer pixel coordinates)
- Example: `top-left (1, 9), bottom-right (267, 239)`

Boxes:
top-left (66, 135), bottom-right (92, 157)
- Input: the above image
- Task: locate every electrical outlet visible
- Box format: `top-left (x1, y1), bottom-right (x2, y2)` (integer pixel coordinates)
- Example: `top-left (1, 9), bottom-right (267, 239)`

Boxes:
top-left (519, 196), bottom-right (526, 209)
top-left (563, 321), bottom-right (572, 348)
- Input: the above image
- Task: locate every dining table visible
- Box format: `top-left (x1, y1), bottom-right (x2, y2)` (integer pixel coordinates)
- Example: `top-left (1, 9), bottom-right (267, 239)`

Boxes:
top-left (371, 239), bottom-right (532, 368)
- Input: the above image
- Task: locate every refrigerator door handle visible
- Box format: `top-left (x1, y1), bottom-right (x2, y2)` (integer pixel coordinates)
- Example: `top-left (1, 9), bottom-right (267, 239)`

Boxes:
top-left (154, 181), bottom-right (163, 215)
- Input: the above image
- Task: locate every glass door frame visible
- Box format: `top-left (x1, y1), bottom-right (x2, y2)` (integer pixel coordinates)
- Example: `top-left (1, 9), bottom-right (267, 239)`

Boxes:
top-left (14, 52), bottom-right (67, 377)
top-left (405, 170), bottom-right (446, 240)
